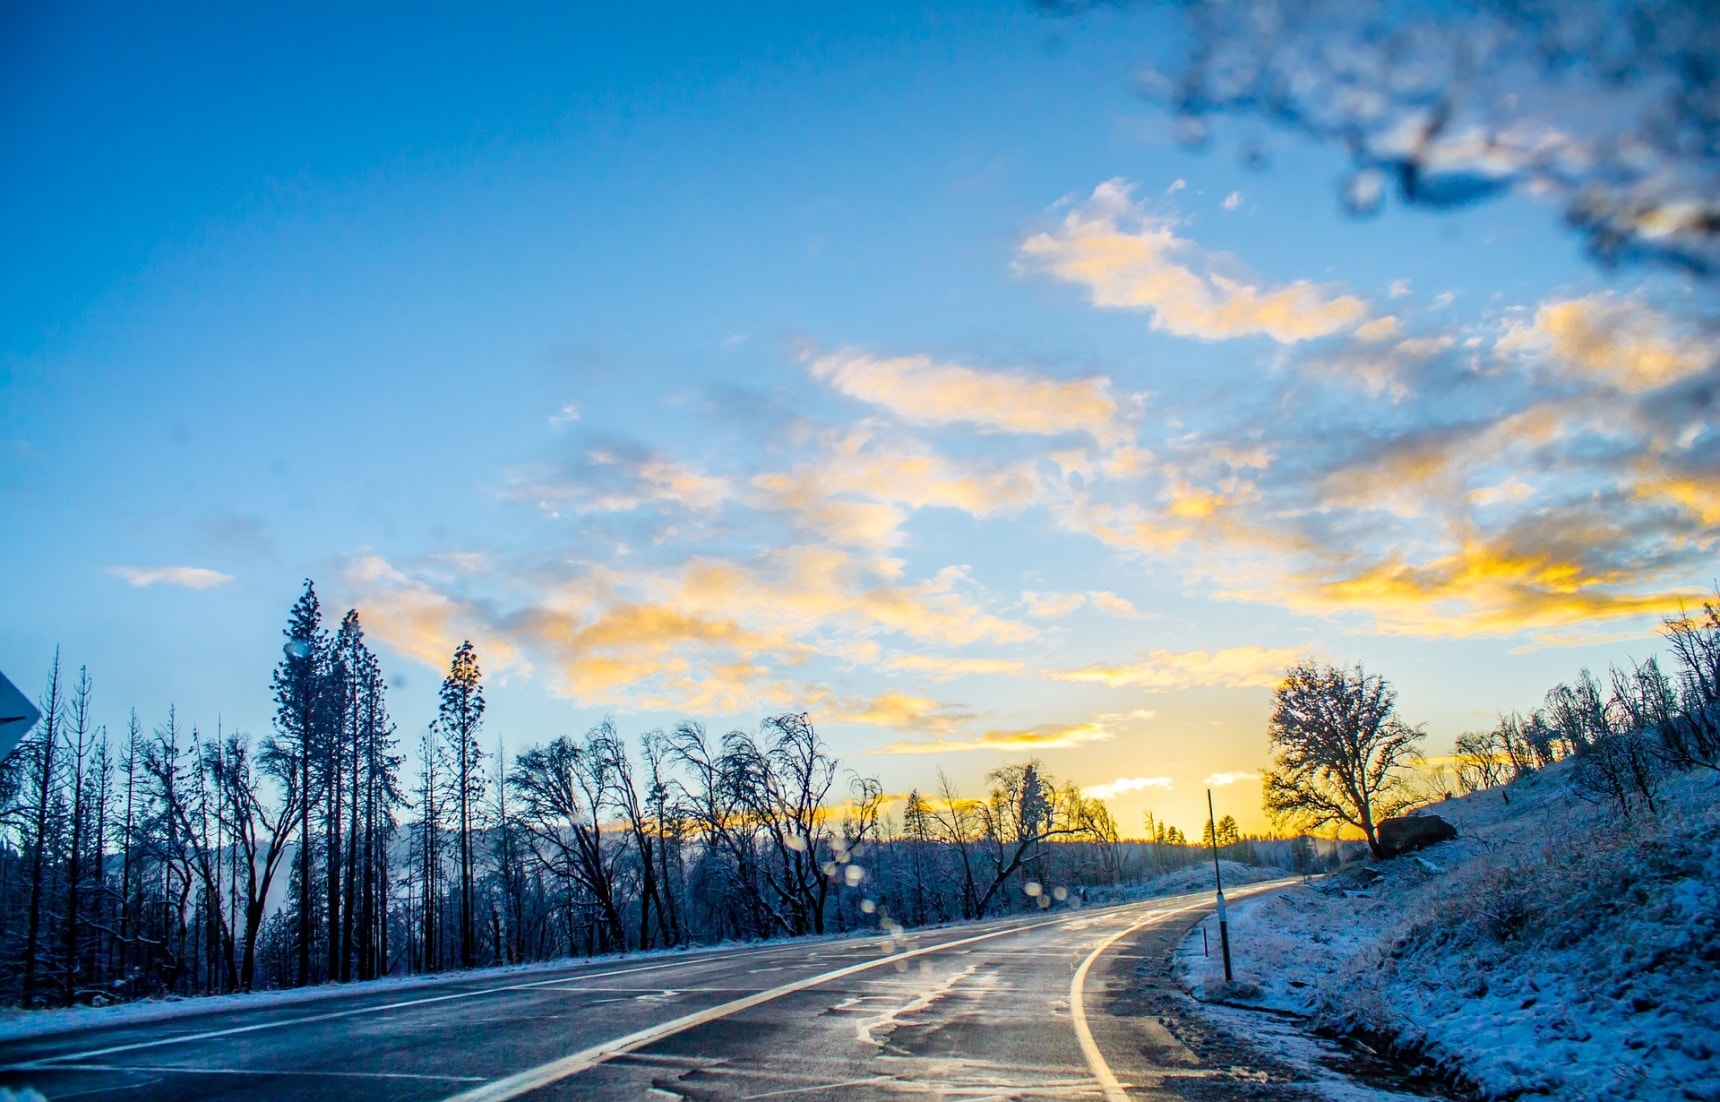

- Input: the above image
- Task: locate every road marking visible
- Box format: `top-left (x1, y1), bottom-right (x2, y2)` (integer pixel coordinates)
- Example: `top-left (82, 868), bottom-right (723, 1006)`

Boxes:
top-left (7, 956), bottom-right (741, 1070)
top-left (1069, 881), bottom-right (1292, 1101)
top-left (437, 912), bottom-right (1086, 1102)
top-left (35, 1063), bottom-right (486, 1082)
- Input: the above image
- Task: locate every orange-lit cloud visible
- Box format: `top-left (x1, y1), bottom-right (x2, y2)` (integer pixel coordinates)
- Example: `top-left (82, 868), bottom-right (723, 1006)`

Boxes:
top-left (876, 720), bottom-right (1114, 755)
top-left (347, 542), bottom-right (1037, 713)
top-left (340, 553), bottom-right (522, 674)
top-left (1239, 532), bottom-right (1699, 638)
top-left (753, 425), bottom-right (1045, 549)
top-left (807, 349), bottom-right (1126, 445)
top-left (1501, 292), bottom-right (1713, 391)
top-left (822, 691), bottom-right (973, 734)
top-left (1018, 180), bottom-right (1369, 343)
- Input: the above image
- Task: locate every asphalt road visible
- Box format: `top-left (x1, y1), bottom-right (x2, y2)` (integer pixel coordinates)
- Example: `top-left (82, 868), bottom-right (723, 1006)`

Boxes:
top-left (1, 881), bottom-right (1298, 1101)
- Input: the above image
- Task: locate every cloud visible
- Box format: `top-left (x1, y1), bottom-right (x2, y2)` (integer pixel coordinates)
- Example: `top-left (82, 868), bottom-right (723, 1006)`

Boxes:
top-left (1354, 316), bottom-right (1401, 342)
top-left (347, 543), bottom-right (1037, 712)
top-left (1018, 179), bottom-right (1369, 342)
top-left (1020, 589), bottom-right (1151, 620)
top-left (1202, 771), bottom-right (1260, 787)
top-left (549, 403), bottom-right (581, 428)
top-left (109, 565), bottom-right (233, 590)
top-left (823, 692), bottom-right (973, 734)
top-left (1085, 775), bottom-right (1174, 800)
top-left (339, 554), bottom-right (521, 673)
top-left (1253, 529), bottom-right (1697, 638)
top-left (877, 720), bottom-right (1114, 755)
top-left (879, 655), bottom-right (1030, 680)
top-left (807, 349), bottom-right (1126, 445)
top-left (753, 425), bottom-right (1045, 549)
top-left (1052, 645), bottom-right (1303, 692)
top-left (1023, 590), bottom-right (1087, 619)
top-left (1222, 190), bottom-right (1242, 211)
top-left (1089, 591), bottom-right (1149, 619)
top-left (507, 448), bottom-right (729, 517)
top-left (1500, 292), bottom-right (1712, 391)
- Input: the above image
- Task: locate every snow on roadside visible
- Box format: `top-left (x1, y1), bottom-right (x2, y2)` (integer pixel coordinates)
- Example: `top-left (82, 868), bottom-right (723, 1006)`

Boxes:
top-left (1176, 765), bottom-right (1720, 1101)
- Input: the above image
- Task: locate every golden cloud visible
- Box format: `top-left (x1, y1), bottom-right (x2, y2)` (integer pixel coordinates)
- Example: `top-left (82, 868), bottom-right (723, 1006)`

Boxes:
top-left (1501, 293), bottom-right (1712, 391)
top-left (807, 349), bottom-right (1125, 444)
top-left (1018, 179), bottom-right (1369, 343)
top-left (339, 554), bottom-right (522, 674)
top-left (752, 426), bottom-right (1044, 549)
top-left (876, 720), bottom-right (1114, 755)
top-left (1250, 534), bottom-right (1699, 637)
top-left (821, 691), bottom-right (974, 734)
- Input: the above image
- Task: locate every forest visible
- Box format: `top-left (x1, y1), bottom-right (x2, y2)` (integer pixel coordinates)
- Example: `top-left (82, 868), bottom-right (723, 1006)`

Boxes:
top-left (0, 581), bottom-right (1276, 1009)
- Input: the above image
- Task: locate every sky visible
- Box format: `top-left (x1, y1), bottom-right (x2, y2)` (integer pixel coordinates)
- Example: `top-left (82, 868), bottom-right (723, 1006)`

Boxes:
top-left (3, 1), bottom-right (1714, 836)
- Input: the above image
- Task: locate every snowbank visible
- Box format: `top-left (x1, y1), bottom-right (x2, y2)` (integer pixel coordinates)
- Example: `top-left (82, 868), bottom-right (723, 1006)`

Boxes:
top-left (1178, 764), bottom-right (1720, 1100)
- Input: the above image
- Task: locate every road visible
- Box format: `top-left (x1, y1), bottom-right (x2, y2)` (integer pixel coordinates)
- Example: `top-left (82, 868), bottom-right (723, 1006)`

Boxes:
top-left (1, 882), bottom-right (1297, 1101)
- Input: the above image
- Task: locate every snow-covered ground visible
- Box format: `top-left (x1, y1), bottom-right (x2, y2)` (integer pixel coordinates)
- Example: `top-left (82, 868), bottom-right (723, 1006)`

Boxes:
top-left (1087, 857), bottom-right (1283, 905)
top-left (1178, 764), bottom-right (1720, 1101)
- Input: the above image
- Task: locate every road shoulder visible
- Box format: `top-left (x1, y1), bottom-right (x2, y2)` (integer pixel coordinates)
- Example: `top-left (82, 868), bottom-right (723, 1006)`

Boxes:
top-left (1096, 908), bottom-right (1446, 1101)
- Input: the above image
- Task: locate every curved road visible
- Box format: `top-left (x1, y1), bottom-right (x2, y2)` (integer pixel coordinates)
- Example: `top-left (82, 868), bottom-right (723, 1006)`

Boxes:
top-left (1, 881), bottom-right (1293, 1101)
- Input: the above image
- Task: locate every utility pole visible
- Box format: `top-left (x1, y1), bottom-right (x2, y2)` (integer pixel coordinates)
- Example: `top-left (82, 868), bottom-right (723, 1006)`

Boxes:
top-left (1207, 788), bottom-right (1233, 983)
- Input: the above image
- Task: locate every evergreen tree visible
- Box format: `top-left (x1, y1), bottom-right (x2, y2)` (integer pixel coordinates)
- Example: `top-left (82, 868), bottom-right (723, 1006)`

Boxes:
top-left (437, 642), bottom-right (486, 970)
top-left (271, 581), bottom-right (328, 986)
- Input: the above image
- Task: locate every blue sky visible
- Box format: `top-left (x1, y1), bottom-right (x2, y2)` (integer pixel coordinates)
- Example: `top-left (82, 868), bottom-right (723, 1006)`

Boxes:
top-left (4, 1), bottom-right (1712, 833)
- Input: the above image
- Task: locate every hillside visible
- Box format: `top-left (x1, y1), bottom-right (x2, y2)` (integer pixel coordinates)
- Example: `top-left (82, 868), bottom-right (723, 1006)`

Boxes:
top-left (1179, 762), bottom-right (1720, 1100)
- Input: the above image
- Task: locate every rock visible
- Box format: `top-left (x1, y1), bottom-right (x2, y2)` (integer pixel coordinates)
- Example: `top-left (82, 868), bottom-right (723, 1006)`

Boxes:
top-left (1377, 813), bottom-right (1457, 858)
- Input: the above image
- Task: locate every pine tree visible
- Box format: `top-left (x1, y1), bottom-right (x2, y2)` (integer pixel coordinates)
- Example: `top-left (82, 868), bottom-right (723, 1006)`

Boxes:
top-left (437, 641), bottom-right (485, 970)
top-left (272, 581), bottom-right (328, 986)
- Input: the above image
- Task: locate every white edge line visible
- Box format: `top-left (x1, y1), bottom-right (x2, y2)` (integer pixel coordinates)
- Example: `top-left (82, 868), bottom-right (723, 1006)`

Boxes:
top-left (11, 956), bottom-right (719, 1069)
top-left (1069, 880), bottom-right (1293, 1101)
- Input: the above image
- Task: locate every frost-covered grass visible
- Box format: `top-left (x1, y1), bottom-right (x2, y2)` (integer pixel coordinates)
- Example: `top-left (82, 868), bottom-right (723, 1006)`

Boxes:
top-left (1178, 764), bottom-right (1720, 1101)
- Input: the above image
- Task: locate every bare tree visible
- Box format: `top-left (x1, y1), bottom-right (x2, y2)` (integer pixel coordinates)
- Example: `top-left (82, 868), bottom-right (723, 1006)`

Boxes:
top-left (205, 731), bottom-right (302, 991)
top-left (972, 761), bottom-right (1094, 915)
top-left (59, 666), bottom-right (97, 1006)
top-left (1262, 661), bottom-right (1425, 858)
top-left (509, 726), bottom-right (627, 953)
top-left (1453, 730), bottom-right (1507, 794)
top-left (20, 651), bottom-right (64, 1008)
top-left (1661, 598), bottom-right (1720, 769)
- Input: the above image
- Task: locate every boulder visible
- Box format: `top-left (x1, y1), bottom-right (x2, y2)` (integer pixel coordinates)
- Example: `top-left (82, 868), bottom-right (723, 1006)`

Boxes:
top-left (1377, 813), bottom-right (1457, 858)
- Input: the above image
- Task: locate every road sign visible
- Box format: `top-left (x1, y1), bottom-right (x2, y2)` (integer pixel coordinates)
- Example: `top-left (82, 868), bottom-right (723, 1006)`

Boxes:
top-left (0, 667), bottom-right (42, 760)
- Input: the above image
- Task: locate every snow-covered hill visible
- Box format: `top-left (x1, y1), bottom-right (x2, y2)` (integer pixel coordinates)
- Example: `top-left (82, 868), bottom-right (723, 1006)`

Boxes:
top-left (1179, 763), bottom-right (1720, 1100)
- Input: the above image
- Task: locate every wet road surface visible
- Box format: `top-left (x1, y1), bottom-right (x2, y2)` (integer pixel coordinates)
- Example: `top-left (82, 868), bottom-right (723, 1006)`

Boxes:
top-left (2, 882), bottom-right (1331, 1101)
